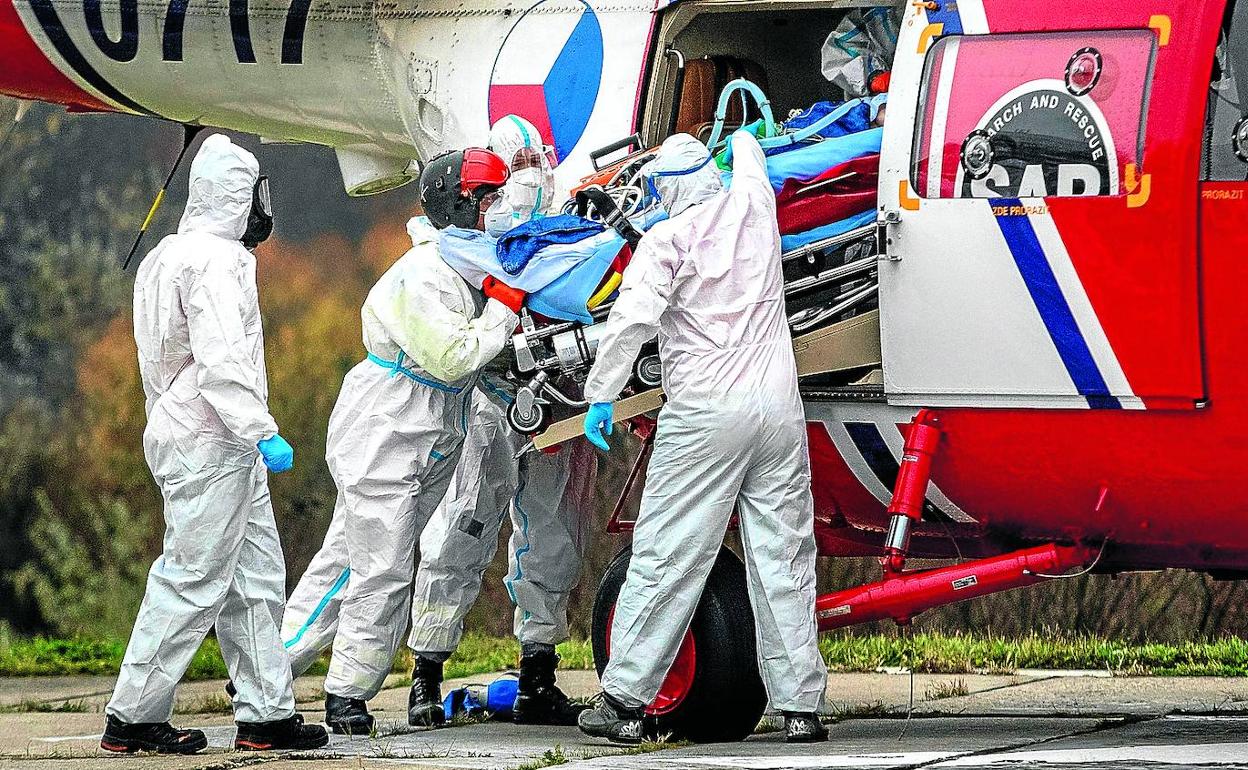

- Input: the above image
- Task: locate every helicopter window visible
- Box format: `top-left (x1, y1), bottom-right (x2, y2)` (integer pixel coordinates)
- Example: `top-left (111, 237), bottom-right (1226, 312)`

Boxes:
top-left (1203, 0), bottom-right (1248, 180)
top-left (910, 30), bottom-right (1156, 199)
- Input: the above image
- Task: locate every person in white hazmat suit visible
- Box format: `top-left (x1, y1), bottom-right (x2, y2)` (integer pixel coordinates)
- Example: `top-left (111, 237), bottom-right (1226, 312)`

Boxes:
top-left (103, 134), bottom-right (329, 755)
top-left (404, 115), bottom-right (592, 727)
top-left (576, 131), bottom-right (829, 744)
top-left (280, 148), bottom-right (526, 735)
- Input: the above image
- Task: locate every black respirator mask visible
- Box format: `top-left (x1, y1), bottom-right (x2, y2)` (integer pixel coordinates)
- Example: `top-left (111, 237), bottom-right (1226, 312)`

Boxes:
top-left (241, 175), bottom-right (274, 250)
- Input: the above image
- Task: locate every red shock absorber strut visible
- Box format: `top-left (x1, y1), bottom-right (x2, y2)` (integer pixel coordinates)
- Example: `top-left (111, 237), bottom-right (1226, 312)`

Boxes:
top-left (811, 408), bottom-right (1098, 632)
top-left (882, 409), bottom-right (941, 575)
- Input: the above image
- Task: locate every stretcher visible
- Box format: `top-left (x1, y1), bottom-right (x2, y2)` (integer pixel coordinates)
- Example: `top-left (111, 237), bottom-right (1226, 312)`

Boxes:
top-left (529, 308), bottom-right (881, 450)
top-left (496, 80), bottom-right (883, 443)
top-left (502, 223), bottom-right (881, 445)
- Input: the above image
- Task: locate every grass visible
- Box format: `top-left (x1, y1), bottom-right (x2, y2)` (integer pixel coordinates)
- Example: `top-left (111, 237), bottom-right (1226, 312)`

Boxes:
top-left (624, 738), bottom-right (692, 754)
top-left (829, 700), bottom-right (898, 718)
top-left (0, 636), bottom-right (234, 679)
top-left (173, 692), bottom-right (233, 714)
top-left (922, 677), bottom-right (970, 701)
top-left (0, 699), bottom-right (88, 713)
top-left (3, 631), bottom-right (1248, 680)
top-left (818, 631), bottom-right (1248, 676)
top-left (393, 634), bottom-right (596, 681)
top-left (517, 744), bottom-right (568, 769)
top-left (516, 738), bottom-right (688, 769)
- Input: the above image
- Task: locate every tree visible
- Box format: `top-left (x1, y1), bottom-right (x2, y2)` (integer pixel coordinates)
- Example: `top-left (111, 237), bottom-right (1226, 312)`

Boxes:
top-left (0, 101), bottom-right (165, 632)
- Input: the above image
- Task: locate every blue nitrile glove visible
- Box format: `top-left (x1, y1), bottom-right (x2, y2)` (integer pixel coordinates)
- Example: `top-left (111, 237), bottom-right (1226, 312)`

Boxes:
top-left (257, 434), bottom-right (294, 473)
top-left (584, 402), bottom-right (614, 452)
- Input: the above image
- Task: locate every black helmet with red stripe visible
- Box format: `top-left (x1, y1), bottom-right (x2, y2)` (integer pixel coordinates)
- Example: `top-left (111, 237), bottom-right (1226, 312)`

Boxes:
top-left (419, 148), bottom-right (510, 230)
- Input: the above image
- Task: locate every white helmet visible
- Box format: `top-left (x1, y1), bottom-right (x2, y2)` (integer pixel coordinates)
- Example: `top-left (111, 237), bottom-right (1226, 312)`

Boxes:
top-left (485, 115), bottom-right (557, 236)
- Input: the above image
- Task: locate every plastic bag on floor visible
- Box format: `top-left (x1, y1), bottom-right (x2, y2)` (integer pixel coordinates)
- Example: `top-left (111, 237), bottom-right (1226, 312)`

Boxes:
top-left (443, 674), bottom-right (520, 721)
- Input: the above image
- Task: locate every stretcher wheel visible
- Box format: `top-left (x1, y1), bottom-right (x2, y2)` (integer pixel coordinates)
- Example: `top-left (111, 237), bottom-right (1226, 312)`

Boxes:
top-left (632, 354), bottom-right (663, 390)
top-left (506, 399), bottom-right (550, 435)
top-left (591, 546), bottom-right (767, 743)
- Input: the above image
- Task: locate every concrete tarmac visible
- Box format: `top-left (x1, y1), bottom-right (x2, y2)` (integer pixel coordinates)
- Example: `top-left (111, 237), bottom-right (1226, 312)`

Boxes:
top-left (2, 670), bottom-right (1246, 769)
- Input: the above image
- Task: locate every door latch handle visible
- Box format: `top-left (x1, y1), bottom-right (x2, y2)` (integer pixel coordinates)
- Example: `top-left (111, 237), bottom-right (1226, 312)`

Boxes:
top-left (877, 209), bottom-right (902, 261)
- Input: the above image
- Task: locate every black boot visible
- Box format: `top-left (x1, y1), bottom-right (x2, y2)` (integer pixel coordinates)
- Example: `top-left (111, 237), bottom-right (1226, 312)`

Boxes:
top-left (234, 713), bottom-right (329, 748)
top-left (407, 656), bottom-right (446, 727)
top-left (513, 649), bottom-right (589, 725)
top-left (235, 713), bottom-right (329, 751)
top-left (577, 692), bottom-right (647, 744)
top-left (783, 712), bottom-right (828, 743)
top-left (100, 715), bottom-right (207, 754)
top-left (325, 693), bottom-right (374, 736)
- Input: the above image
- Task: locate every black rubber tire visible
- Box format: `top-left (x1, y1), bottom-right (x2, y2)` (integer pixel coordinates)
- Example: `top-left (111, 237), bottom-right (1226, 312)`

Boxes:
top-left (631, 354), bottom-right (663, 389)
top-left (591, 546), bottom-right (767, 743)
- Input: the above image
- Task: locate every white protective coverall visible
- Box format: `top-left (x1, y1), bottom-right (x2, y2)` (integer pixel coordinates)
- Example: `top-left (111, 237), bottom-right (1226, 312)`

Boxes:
top-left (406, 115), bottom-right (588, 659)
top-left (483, 115), bottom-right (557, 237)
top-left (584, 131), bottom-right (827, 713)
top-left (407, 383), bottom-right (594, 658)
top-left (109, 134), bottom-right (295, 725)
top-left (281, 217), bottom-right (517, 700)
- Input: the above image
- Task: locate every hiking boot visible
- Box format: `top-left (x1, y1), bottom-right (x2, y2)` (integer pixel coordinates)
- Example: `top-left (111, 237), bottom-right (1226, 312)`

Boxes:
top-left (100, 715), bottom-right (207, 754)
top-left (783, 712), bottom-right (828, 743)
top-left (234, 713), bottom-right (329, 751)
top-left (577, 692), bottom-right (646, 744)
top-left (513, 648), bottom-right (589, 725)
top-left (325, 693), bottom-right (374, 736)
top-left (408, 656), bottom-right (446, 727)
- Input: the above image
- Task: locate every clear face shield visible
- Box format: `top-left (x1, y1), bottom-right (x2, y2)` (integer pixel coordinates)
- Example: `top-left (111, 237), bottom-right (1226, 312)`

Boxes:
top-left (643, 151), bottom-right (716, 214)
top-left (485, 144), bottom-right (557, 237)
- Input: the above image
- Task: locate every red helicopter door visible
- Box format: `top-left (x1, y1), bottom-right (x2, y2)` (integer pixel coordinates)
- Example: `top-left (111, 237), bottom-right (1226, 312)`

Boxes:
top-left (876, 1), bottom-right (1220, 410)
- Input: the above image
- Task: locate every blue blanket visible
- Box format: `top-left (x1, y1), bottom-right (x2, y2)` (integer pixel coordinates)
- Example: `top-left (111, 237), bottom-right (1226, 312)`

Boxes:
top-left (440, 209), bottom-right (668, 323)
top-left (495, 215), bottom-right (606, 274)
top-left (440, 227), bottom-right (606, 293)
top-left (781, 100), bottom-right (873, 139)
top-left (765, 128), bottom-right (883, 193)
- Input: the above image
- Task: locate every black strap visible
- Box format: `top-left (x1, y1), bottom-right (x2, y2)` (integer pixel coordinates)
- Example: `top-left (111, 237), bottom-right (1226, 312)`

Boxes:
top-left (574, 186), bottom-right (643, 249)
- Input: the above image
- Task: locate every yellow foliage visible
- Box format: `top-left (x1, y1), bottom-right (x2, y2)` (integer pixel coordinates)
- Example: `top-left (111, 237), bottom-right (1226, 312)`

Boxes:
top-left (76, 314), bottom-right (147, 495)
top-left (71, 227), bottom-right (412, 565)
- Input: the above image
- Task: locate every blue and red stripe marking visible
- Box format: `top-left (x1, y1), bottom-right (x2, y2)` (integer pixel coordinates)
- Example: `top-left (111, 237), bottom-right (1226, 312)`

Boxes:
top-left (990, 199), bottom-right (1121, 409)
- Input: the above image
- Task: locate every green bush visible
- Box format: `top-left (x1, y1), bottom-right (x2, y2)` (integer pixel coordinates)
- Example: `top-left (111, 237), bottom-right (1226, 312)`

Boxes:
top-left (9, 491), bottom-right (150, 639)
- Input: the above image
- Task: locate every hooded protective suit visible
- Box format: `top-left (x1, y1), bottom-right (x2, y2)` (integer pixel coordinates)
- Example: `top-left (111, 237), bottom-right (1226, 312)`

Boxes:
top-left (281, 217), bottom-right (517, 700)
top-left (820, 7), bottom-right (899, 97)
top-left (408, 116), bottom-right (586, 660)
top-left (406, 381), bottom-right (591, 659)
top-left (484, 115), bottom-right (557, 237)
top-left (584, 131), bottom-right (827, 713)
top-left (108, 134), bottom-right (296, 725)
top-left (640, 133), bottom-right (724, 216)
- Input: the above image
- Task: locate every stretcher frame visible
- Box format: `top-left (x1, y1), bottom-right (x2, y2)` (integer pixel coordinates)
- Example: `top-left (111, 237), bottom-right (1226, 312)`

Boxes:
top-left (532, 308), bottom-right (881, 449)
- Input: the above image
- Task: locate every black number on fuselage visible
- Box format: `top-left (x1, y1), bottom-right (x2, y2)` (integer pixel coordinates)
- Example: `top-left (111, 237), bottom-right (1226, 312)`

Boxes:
top-left (84, 0), bottom-right (139, 61)
top-left (162, 0), bottom-right (189, 61)
top-left (229, 0), bottom-right (257, 63)
top-left (281, 0), bottom-right (313, 64)
top-left (79, 0), bottom-right (306, 66)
